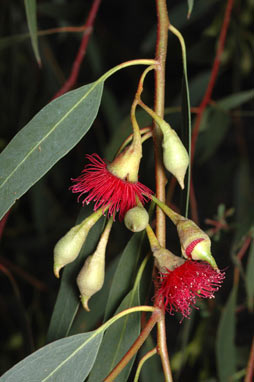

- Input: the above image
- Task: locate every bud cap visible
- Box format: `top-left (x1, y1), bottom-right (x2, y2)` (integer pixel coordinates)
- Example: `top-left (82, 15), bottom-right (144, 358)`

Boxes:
top-left (124, 206), bottom-right (149, 232)
top-left (177, 217), bottom-right (218, 269)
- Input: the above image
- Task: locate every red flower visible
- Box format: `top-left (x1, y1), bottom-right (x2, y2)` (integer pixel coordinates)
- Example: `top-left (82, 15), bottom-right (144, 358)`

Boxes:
top-left (70, 154), bottom-right (152, 220)
top-left (157, 260), bottom-right (225, 320)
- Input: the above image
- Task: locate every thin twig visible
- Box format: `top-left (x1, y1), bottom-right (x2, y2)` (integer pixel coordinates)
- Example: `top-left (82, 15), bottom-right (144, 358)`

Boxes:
top-left (0, 209), bottom-right (11, 240)
top-left (190, 0), bottom-right (234, 221)
top-left (0, 256), bottom-right (47, 291)
top-left (134, 347), bottom-right (158, 382)
top-left (233, 236), bottom-right (252, 286)
top-left (245, 337), bottom-right (254, 382)
top-left (53, 0), bottom-right (102, 99)
top-left (191, 0), bottom-right (234, 161)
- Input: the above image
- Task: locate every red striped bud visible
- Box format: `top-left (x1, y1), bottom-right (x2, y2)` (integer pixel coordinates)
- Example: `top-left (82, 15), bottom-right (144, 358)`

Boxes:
top-left (176, 217), bottom-right (218, 269)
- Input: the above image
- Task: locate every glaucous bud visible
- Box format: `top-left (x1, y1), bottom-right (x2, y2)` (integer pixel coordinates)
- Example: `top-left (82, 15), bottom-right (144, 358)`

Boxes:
top-left (137, 102), bottom-right (189, 188)
top-left (77, 217), bottom-right (113, 311)
top-left (176, 217), bottom-right (218, 269)
top-left (53, 223), bottom-right (89, 278)
top-left (76, 248), bottom-right (105, 312)
top-left (124, 206), bottom-right (149, 232)
top-left (53, 209), bottom-right (103, 278)
top-left (153, 247), bottom-right (185, 273)
top-left (160, 120), bottom-right (189, 189)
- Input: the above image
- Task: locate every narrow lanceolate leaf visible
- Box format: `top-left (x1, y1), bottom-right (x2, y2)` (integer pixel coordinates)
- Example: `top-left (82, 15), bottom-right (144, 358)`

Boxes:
top-left (88, 289), bottom-right (141, 382)
top-left (197, 106), bottom-right (230, 163)
top-left (24, 0), bottom-right (41, 65)
top-left (216, 286), bottom-right (237, 382)
top-left (47, 206), bottom-right (105, 343)
top-left (217, 89), bottom-right (254, 110)
top-left (0, 81), bottom-right (104, 220)
top-left (1, 330), bottom-right (103, 382)
top-left (187, 0), bottom-right (194, 18)
top-left (104, 232), bottom-right (144, 321)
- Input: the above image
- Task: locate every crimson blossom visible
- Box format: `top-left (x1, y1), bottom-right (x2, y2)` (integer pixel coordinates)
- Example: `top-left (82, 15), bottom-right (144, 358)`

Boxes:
top-left (157, 260), bottom-right (225, 320)
top-left (70, 154), bottom-right (152, 220)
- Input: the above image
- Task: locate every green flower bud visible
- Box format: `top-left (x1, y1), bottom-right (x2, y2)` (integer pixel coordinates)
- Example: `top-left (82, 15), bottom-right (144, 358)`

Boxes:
top-left (153, 247), bottom-right (185, 273)
top-left (76, 251), bottom-right (105, 312)
top-left (53, 209), bottom-right (103, 278)
top-left (134, 101), bottom-right (189, 189)
top-left (160, 120), bottom-right (189, 190)
top-left (176, 217), bottom-right (218, 269)
top-left (53, 223), bottom-right (89, 279)
top-left (77, 217), bottom-right (113, 311)
top-left (124, 206), bottom-right (149, 232)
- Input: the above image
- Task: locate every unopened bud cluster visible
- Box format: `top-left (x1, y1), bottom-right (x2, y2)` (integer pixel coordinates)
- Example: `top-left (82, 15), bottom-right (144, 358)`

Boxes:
top-left (53, 211), bottom-right (113, 311)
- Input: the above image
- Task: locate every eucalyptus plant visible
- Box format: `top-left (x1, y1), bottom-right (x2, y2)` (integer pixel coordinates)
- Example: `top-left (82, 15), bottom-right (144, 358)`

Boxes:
top-left (0, 1), bottom-right (253, 382)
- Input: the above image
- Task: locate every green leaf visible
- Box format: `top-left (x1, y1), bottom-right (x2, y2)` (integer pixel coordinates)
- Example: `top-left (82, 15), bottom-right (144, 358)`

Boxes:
top-left (1, 330), bottom-right (103, 382)
top-left (88, 288), bottom-right (141, 382)
top-left (216, 286), bottom-right (237, 382)
top-left (24, 0), bottom-right (41, 65)
top-left (217, 89), bottom-right (254, 110)
top-left (246, 239), bottom-right (254, 311)
top-left (47, 206), bottom-right (105, 343)
top-left (0, 81), bottom-right (104, 220)
top-left (187, 0), bottom-right (194, 18)
top-left (104, 232), bottom-right (144, 321)
top-left (175, 311), bottom-right (196, 378)
top-left (197, 106), bottom-right (230, 163)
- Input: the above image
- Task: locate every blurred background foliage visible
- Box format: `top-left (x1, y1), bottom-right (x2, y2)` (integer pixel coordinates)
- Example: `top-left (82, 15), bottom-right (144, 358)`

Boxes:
top-left (0, 0), bottom-right (253, 380)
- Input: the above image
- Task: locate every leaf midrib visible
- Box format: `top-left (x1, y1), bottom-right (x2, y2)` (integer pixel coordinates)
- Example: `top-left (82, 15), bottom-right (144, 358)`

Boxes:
top-left (42, 331), bottom-right (101, 382)
top-left (0, 81), bottom-right (101, 192)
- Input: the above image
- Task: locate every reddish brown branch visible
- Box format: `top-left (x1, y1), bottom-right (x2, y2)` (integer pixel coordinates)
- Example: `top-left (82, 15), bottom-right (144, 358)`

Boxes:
top-left (190, 177), bottom-right (199, 224)
top-left (0, 209), bottom-right (11, 240)
top-left (0, 1), bottom-right (101, 241)
top-left (236, 236), bottom-right (252, 261)
top-left (0, 256), bottom-right (47, 291)
top-left (53, 0), bottom-right (101, 99)
top-left (233, 236), bottom-right (252, 286)
top-left (191, 0), bottom-right (234, 162)
top-left (104, 309), bottom-right (160, 382)
top-left (245, 337), bottom-right (254, 382)
top-left (189, 0), bottom-right (234, 221)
